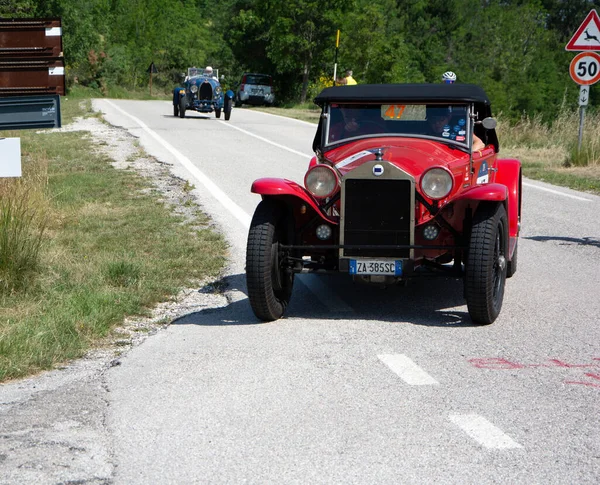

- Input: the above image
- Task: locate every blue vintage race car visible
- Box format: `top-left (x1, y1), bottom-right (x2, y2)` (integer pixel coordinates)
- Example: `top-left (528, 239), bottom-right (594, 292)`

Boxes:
top-left (173, 67), bottom-right (234, 120)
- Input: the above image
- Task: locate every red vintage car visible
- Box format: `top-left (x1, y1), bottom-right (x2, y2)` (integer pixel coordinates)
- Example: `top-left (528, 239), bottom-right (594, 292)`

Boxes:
top-left (246, 84), bottom-right (521, 324)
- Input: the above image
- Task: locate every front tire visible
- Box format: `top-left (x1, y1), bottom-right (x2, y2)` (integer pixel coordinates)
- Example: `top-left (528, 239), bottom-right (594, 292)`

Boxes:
top-left (224, 98), bottom-right (232, 121)
top-left (215, 108), bottom-right (222, 119)
top-left (178, 96), bottom-right (186, 118)
top-left (173, 104), bottom-right (179, 117)
top-left (465, 203), bottom-right (508, 325)
top-left (246, 199), bottom-right (294, 321)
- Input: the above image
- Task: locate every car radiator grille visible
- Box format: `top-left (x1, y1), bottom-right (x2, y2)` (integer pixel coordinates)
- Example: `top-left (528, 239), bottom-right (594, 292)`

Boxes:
top-left (199, 83), bottom-right (212, 100)
top-left (343, 179), bottom-right (412, 258)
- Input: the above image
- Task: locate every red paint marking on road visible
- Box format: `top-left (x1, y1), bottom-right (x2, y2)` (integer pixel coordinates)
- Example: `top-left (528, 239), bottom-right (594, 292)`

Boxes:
top-left (469, 358), bottom-right (600, 370)
top-left (468, 358), bottom-right (525, 369)
top-left (547, 359), bottom-right (598, 368)
top-left (565, 373), bottom-right (600, 388)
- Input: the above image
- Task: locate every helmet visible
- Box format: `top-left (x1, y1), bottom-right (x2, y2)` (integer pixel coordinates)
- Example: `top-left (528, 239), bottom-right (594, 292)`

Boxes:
top-left (205, 66), bottom-right (213, 74)
top-left (442, 71), bottom-right (457, 83)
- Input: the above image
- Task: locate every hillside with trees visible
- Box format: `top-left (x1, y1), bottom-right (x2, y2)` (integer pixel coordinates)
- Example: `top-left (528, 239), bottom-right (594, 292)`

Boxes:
top-left (1, 0), bottom-right (598, 120)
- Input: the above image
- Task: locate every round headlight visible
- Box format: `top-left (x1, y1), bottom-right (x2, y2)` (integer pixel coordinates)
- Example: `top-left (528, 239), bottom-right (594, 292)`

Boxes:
top-left (420, 167), bottom-right (453, 200)
top-left (214, 86), bottom-right (222, 97)
top-left (304, 165), bottom-right (339, 198)
top-left (190, 84), bottom-right (198, 93)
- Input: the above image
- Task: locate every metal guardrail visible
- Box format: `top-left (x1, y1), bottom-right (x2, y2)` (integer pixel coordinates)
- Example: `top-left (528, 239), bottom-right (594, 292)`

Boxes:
top-left (0, 17), bottom-right (64, 130)
top-left (0, 95), bottom-right (61, 130)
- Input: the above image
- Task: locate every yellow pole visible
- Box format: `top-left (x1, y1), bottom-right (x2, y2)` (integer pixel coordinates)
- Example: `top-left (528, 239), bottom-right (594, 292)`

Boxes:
top-left (333, 30), bottom-right (340, 84)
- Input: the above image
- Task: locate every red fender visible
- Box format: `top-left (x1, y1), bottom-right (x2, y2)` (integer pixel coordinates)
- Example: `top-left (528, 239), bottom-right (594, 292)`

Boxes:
top-left (452, 183), bottom-right (508, 203)
top-left (251, 178), bottom-right (337, 224)
top-left (494, 158), bottom-right (522, 240)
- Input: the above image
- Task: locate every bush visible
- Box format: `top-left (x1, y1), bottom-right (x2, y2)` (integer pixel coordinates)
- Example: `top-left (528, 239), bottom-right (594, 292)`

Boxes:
top-left (0, 183), bottom-right (47, 293)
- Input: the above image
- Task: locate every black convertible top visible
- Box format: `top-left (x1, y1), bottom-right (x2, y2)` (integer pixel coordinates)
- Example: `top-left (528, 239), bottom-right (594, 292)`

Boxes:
top-left (314, 83), bottom-right (491, 105)
top-left (312, 83), bottom-right (499, 153)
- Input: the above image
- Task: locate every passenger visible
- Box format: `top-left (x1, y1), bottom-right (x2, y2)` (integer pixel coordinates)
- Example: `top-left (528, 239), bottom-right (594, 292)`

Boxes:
top-left (441, 71), bottom-right (457, 84)
top-left (427, 106), bottom-right (485, 150)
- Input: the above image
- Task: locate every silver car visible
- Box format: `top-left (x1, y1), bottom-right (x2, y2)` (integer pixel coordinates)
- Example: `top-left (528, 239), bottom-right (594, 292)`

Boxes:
top-left (235, 73), bottom-right (275, 107)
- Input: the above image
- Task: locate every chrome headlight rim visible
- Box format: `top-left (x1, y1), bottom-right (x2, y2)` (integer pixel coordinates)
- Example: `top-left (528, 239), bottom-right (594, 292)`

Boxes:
top-left (190, 84), bottom-right (198, 93)
top-left (420, 166), bottom-right (454, 200)
top-left (214, 86), bottom-right (222, 98)
top-left (304, 164), bottom-right (339, 199)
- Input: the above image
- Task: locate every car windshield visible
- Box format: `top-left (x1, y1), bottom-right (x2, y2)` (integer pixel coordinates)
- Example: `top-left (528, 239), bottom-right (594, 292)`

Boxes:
top-left (188, 67), bottom-right (203, 78)
top-left (245, 74), bottom-right (271, 85)
top-left (325, 103), bottom-right (471, 147)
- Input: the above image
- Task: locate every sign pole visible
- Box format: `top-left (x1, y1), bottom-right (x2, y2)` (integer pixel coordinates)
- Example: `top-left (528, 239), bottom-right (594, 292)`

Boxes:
top-left (578, 85), bottom-right (589, 152)
top-left (333, 30), bottom-right (340, 85)
top-left (578, 105), bottom-right (585, 152)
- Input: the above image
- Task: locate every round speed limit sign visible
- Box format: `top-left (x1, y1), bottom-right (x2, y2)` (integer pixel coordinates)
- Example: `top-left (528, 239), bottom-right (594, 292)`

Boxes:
top-left (570, 52), bottom-right (600, 85)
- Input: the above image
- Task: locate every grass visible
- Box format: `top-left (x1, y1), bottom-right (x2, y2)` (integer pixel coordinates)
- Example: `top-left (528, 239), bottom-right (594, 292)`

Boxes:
top-left (0, 99), bottom-right (227, 381)
top-left (498, 108), bottom-right (600, 194)
top-left (67, 84), bottom-right (172, 101)
top-left (249, 104), bottom-right (600, 195)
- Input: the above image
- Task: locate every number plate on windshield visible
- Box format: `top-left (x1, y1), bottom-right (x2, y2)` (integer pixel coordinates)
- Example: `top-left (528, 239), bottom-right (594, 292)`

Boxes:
top-left (349, 260), bottom-right (402, 276)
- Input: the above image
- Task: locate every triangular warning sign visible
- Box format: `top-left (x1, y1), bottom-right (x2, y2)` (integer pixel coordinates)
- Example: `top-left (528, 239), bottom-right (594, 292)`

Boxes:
top-left (566, 9), bottom-right (600, 51)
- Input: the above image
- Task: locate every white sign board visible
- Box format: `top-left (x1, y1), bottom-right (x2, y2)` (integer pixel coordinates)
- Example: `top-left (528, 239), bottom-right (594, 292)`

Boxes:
top-left (565, 9), bottom-right (600, 51)
top-left (0, 138), bottom-right (22, 177)
top-left (569, 51), bottom-right (600, 85)
top-left (579, 86), bottom-right (590, 106)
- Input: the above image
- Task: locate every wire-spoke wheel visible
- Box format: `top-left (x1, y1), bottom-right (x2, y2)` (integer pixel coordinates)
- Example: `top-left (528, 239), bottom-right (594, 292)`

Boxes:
top-left (465, 203), bottom-right (508, 325)
top-left (246, 199), bottom-right (294, 321)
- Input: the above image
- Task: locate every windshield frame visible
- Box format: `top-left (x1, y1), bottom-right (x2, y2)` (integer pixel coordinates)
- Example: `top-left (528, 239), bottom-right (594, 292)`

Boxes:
top-left (322, 102), bottom-right (474, 152)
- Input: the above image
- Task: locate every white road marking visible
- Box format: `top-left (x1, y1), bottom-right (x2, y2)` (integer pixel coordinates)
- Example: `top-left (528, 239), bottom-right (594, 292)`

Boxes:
top-left (100, 100), bottom-right (352, 314)
top-left (378, 354), bottom-right (439, 385)
top-left (243, 108), bottom-right (318, 127)
top-left (220, 120), bottom-right (313, 158)
top-left (523, 181), bottom-right (592, 202)
top-left (449, 414), bottom-right (523, 449)
top-left (104, 99), bottom-right (252, 228)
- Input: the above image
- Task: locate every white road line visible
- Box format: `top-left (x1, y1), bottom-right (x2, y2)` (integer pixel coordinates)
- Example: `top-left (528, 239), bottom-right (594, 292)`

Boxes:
top-left (449, 414), bottom-right (523, 449)
top-left (523, 181), bottom-right (592, 202)
top-left (378, 354), bottom-right (439, 385)
top-left (103, 99), bottom-right (252, 228)
top-left (220, 120), bottom-right (313, 158)
top-left (100, 100), bottom-right (352, 315)
top-left (244, 108), bottom-right (318, 127)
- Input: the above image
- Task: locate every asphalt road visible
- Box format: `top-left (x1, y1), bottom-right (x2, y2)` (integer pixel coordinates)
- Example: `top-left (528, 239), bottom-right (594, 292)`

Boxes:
top-left (1, 100), bottom-right (599, 484)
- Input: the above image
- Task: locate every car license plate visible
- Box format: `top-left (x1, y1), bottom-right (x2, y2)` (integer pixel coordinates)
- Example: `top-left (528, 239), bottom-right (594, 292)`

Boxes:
top-left (349, 260), bottom-right (402, 276)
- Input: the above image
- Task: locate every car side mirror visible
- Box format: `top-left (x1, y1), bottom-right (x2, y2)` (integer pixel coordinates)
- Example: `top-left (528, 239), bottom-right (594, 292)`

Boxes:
top-left (481, 117), bottom-right (497, 130)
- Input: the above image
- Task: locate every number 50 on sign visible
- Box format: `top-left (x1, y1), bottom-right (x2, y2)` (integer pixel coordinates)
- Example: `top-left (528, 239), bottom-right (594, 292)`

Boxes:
top-left (570, 52), bottom-right (600, 85)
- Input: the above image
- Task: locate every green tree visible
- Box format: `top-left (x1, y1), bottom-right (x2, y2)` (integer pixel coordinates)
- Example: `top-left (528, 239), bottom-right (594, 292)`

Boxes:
top-left (253, 0), bottom-right (346, 103)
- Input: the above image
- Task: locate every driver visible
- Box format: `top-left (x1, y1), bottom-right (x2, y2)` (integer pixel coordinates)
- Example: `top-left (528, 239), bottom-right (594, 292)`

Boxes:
top-left (328, 106), bottom-right (361, 142)
top-left (204, 66), bottom-right (217, 79)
